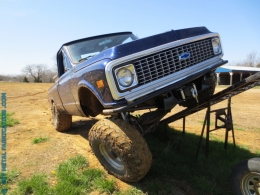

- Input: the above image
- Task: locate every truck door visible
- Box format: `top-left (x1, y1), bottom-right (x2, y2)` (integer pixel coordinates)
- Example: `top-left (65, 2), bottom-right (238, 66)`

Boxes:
top-left (57, 50), bottom-right (81, 115)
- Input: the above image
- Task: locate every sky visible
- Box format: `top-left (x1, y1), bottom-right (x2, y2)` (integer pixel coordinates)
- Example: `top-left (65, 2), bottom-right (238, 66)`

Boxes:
top-left (1, 0), bottom-right (260, 75)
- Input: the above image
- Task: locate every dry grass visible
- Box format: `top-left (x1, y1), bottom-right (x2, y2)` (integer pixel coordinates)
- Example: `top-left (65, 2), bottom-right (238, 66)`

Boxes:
top-left (1, 82), bottom-right (260, 194)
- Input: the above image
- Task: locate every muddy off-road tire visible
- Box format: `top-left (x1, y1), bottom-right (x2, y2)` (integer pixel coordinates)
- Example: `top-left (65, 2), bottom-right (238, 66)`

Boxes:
top-left (88, 118), bottom-right (152, 182)
top-left (52, 102), bottom-right (72, 132)
top-left (231, 158), bottom-right (260, 195)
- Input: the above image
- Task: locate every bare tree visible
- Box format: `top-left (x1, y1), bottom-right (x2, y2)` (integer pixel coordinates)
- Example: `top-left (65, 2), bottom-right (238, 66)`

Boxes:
top-left (244, 51), bottom-right (258, 67)
top-left (232, 51), bottom-right (260, 67)
top-left (51, 55), bottom-right (58, 72)
top-left (42, 69), bottom-right (57, 83)
top-left (0, 74), bottom-right (25, 82)
top-left (22, 64), bottom-right (48, 83)
top-left (257, 55), bottom-right (260, 68)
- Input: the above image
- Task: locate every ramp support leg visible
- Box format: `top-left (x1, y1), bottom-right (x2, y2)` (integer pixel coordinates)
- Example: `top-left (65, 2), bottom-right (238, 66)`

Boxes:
top-left (196, 96), bottom-right (236, 159)
top-left (196, 99), bottom-right (211, 158)
top-left (225, 97), bottom-right (236, 149)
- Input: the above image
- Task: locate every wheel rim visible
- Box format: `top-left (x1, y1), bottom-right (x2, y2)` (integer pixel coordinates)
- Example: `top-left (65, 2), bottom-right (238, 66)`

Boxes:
top-left (99, 143), bottom-right (124, 171)
top-left (241, 172), bottom-right (260, 195)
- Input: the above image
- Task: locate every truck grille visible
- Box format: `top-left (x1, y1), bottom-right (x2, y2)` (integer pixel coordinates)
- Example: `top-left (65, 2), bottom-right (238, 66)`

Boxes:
top-left (134, 38), bottom-right (214, 86)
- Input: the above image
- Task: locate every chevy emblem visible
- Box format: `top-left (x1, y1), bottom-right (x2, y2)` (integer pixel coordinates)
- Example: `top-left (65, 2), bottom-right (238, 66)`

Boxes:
top-left (179, 52), bottom-right (191, 61)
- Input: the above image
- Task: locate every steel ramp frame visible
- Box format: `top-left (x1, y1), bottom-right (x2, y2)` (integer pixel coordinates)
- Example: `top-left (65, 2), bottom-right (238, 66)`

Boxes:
top-left (160, 71), bottom-right (260, 125)
top-left (195, 96), bottom-right (236, 158)
top-left (160, 71), bottom-right (260, 157)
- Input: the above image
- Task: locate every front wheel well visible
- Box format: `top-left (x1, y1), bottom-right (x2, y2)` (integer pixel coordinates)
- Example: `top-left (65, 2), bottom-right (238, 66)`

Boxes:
top-left (78, 87), bottom-right (104, 117)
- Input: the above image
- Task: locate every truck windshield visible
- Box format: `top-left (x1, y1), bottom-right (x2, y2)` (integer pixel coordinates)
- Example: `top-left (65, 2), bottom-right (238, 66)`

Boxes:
top-left (66, 33), bottom-right (138, 63)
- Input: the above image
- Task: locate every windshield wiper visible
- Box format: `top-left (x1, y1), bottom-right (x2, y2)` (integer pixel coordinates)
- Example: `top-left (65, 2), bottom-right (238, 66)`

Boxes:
top-left (78, 55), bottom-right (95, 62)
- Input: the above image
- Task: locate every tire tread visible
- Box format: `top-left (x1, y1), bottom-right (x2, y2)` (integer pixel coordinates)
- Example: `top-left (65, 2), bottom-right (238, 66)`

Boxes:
top-left (89, 117), bottom-right (152, 182)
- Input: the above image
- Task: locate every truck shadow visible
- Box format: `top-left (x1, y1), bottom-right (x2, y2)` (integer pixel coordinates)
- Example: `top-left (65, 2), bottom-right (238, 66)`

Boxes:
top-left (64, 117), bottom-right (98, 140)
top-left (133, 126), bottom-right (259, 195)
top-left (63, 119), bottom-right (259, 195)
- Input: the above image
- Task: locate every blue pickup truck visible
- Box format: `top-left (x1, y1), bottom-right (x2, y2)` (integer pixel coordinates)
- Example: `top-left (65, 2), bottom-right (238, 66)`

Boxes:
top-left (48, 27), bottom-right (227, 182)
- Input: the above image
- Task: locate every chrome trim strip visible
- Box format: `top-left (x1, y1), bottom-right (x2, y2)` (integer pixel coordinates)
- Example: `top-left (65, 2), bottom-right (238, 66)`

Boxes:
top-left (105, 33), bottom-right (223, 101)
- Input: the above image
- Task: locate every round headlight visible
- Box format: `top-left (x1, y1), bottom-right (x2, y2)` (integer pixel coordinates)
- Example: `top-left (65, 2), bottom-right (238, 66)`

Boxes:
top-left (116, 68), bottom-right (134, 87)
top-left (212, 38), bottom-right (221, 54)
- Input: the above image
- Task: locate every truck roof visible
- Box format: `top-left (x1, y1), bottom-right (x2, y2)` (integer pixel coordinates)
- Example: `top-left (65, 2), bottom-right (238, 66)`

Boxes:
top-left (62, 32), bottom-right (133, 47)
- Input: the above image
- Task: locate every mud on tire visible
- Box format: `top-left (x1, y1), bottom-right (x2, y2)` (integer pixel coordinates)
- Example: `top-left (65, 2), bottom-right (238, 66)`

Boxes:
top-left (88, 117), bottom-right (152, 182)
top-left (52, 102), bottom-right (72, 132)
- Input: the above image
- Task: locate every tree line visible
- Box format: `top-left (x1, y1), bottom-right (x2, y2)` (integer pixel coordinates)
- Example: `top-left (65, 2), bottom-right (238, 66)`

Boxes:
top-left (0, 64), bottom-right (57, 83)
top-left (229, 51), bottom-right (260, 68)
top-left (1, 51), bottom-right (260, 83)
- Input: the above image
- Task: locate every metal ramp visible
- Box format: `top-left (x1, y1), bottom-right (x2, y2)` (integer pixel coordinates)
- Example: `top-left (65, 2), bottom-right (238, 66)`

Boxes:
top-left (160, 71), bottom-right (260, 125)
top-left (160, 71), bottom-right (260, 157)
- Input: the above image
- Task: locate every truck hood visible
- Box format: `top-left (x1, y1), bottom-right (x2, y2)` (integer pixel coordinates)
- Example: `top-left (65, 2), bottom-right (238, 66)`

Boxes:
top-left (77, 26), bottom-right (211, 68)
top-left (97, 26), bottom-right (211, 61)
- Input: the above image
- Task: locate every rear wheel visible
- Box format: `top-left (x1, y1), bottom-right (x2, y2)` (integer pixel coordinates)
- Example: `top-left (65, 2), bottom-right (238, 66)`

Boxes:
top-left (231, 158), bottom-right (260, 195)
top-left (88, 118), bottom-right (152, 182)
top-left (52, 102), bottom-right (72, 132)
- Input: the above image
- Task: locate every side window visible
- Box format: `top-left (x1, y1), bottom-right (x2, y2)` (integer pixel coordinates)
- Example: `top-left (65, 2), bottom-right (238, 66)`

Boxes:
top-left (62, 52), bottom-right (72, 72)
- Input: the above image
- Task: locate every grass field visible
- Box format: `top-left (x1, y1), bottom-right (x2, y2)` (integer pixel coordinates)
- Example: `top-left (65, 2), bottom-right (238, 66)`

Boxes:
top-left (1, 82), bottom-right (259, 194)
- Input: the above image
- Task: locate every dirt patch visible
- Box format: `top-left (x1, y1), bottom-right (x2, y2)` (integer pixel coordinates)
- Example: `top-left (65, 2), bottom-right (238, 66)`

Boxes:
top-left (1, 82), bottom-right (260, 192)
top-left (1, 82), bottom-right (131, 191)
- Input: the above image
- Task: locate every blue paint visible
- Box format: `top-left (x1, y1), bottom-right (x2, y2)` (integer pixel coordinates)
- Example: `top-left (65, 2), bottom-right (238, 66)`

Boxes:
top-left (179, 52), bottom-right (191, 61)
